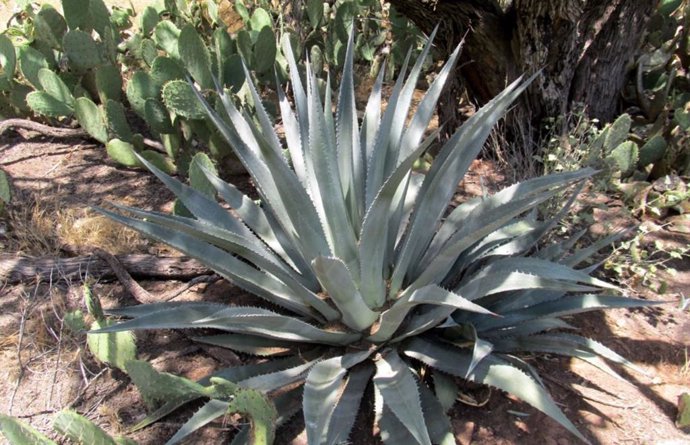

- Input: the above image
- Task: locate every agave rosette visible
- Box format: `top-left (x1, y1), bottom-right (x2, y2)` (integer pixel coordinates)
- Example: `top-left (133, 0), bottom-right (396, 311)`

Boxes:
top-left (95, 30), bottom-right (656, 445)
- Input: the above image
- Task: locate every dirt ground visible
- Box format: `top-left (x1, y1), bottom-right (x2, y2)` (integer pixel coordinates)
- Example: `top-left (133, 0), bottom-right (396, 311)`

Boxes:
top-left (0, 130), bottom-right (689, 445)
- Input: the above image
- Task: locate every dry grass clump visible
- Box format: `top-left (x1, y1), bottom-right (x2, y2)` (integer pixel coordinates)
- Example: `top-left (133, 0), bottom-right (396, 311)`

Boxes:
top-left (4, 193), bottom-right (148, 256)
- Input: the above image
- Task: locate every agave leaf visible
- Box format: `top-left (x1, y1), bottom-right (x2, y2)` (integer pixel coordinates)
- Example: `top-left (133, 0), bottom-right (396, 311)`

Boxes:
top-left (325, 364), bottom-right (375, 445)
top-left (133, 153), bottom-right (257, 241)
top-left (165, 399), bottom-right (230, 445)
top-left (397, 39), bottom-right (461, 163)
top-left (312, 256), bottom-right (378, 331)
top-left (425, 169), bottom-right (593, 268)
top-left (191, 333), bottom-right (297, 356)
top-left (281, 36), bottom-right (309, 160)
top-left (110, 204), bottom-right (334, 320)
top-left (494, 338), bottom-right (628, 382)
top-left (105, 301), bottom-right (222, 318)
top-left (93, 305), bottom-right (359, 345)
top-left (303, 350), bottom-right (372, 444)
top-left (454, 257), bottom-right (617, 306)
top-left (194, 80), bottom-right (331, 263)
top-left (563, 230), bottom-right (628, 268)
top-left (336, 32), bottom-right (363, 230)
top-left (481, 318), bottom-right (574, 339)
top-left (304, 64), bottom-right (359, 273)
top-left (238, 357), bottom-right (320, 392)
top-left (360, 64), bottom-right (385, 164)
top-left (211, 352), bottom-right (322, 384)
top-left (411, 184), bottom-right (581, 290)
top-left (197, 164), bottom-right (316, 284)
top-left (382, 28), bottom-right (439, 177)
top-left (240, 63), bottom-right (284, 159)
top-left (432, 370), bottom-right (458, 413)
top-left (418, 383), bottom-right (457, 445)
top-left (450, 218), bottom-right (540, 276)
top-left (0, 414), bottom-right (55, 445)
top-left (365, 49), bottom-right (412, 207)
top-left (390, 73), bottom-right (539, 296)
top-left (374, 350), bottom-right (431, 445)
top-left (370, 285), bottom-right (496, 343)
top-left (474, 294), bottom-right (661, 332)
top-left (95, 207), bottom-right (318, 318)
top-left (496, 333), bottom-right (649, 376)
top-left (404, 337), bottom-right (589, 443)
top-left (442, 324), bottom-right (494, 379)
top-left (277, 76), bottom-right (307, 184)
top-left (359, 137), bottom-right (431, 307)
top-left (378, 403), bottom-right (418, 444)
top-left (542, 230), bottom-right (589, 262)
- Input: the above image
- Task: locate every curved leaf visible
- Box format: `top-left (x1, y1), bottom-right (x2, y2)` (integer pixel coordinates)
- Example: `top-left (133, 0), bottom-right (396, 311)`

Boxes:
top-left (374, 350), bottom-right (431, 445)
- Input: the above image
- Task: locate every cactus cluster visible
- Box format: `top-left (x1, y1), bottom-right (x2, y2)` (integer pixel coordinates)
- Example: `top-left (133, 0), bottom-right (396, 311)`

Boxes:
top-left (2, 0), bottom-right (428, 183)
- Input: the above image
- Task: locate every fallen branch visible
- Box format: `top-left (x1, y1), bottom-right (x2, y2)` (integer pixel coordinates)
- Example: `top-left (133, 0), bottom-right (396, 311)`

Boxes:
top-left (0, 253), bottom-right (211, 284)
top-left (0, 118), bottom-right (168, 153)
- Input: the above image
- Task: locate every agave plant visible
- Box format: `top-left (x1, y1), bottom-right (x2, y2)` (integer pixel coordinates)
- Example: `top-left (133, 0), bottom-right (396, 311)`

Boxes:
top-left (95, 29), bottom-right (657, 445)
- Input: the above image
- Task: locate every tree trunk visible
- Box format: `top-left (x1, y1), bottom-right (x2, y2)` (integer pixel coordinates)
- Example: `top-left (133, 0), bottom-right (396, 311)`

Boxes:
top-left (388, 0), bottom-right (656, 151)
top-left (0, 254), bottom-right (210, 284)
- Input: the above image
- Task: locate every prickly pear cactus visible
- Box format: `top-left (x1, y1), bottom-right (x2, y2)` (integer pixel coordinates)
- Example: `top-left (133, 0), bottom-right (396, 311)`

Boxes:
top-left (607, 141), bottom-right (639, 178)
top-left (33, 6), bottom-right (67, 50)
top-left (604, 113), bottom-right (632, 154)
top-left (63, 30), bottom-right (102, 72)
top-left (178, 24), bottom-right (214, 89)
top-left (126, 71), bottom-right (160, 118)
top-left (53, 410), bottom-right (119, 445)
top-left (226, 386), bottom-right (277, 445)
top-left (638, 134), bottom-right (667, 167)
top-left (206, 377), bottom-right (277, 445)
top-left (106, 139), bottom-right (140, 167)
top-left (125, 360), bottom-right (207, 410)
top-left (104, 99), bottom-right (133, 141)
top-left (95, 64), bottom-right (123, 103)
top-left (162, 80), bottom-right (207, 119)
top-left (74, 97), bottom-right (107, 143)
top-left (83, 285), bottom-right (137, 372)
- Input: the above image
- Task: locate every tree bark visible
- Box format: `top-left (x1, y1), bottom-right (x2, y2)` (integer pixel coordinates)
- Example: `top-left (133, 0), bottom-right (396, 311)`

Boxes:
top-left (0, 254), bottom-right (210, 284)
top-left (388, 0), bottom-right (656, 148)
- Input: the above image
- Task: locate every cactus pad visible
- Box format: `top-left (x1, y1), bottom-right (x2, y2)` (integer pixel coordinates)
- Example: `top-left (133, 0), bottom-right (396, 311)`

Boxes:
top-left (162, 80), bottom-right (207, 119)
top-left (95, 64), bottom-right (123, 103)
top-left (154, 21), bottom-right (181, 59)
top-left (74, 97), bottom-right (107, 143)
top-left (0, 35), bottom-right (16, 81)
top-left (37, 68), bottom-right (75, 107)
top-left (604, 113), bottom-right (632, 153)
top-left (18, 46), bottom-right (50, 89)
top-left (33, 6), bottom-right (67, 50)
top-left (144, 98), bottom-right (174, 133)
top-left (63, 30), bottom-right (102, 72)
top-left (105, 99), bottom-right (133, 142)
top-left (607, 141), bottom-right (639, 178)
top-left (141, 150), bottom-right (177, 174)
top-left (150, 56), bottom-right (186, 88)
top-left (106, 138), bottom-right (140, 167)
top-left (638, 134), bottom-right (667, 167)
top-left (126, 71), bottom-right (160, 118)
top-left (179, 24), bottom-right (214, 89)
top-left (254, 27), bottom-right (277, 74)
top-left (26, 91), bottom-right (74, 117)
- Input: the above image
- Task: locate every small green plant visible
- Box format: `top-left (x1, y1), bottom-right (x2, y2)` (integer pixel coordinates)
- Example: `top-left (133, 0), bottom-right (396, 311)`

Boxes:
top-left (92, 30), bottom-right (659, 444)
top-left (605, 222), bottom-right (689, 294)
